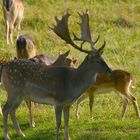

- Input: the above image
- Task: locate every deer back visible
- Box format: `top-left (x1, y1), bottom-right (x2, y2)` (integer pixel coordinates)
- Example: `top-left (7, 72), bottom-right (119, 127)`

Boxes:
top-left (30, 54), bottom-right (56, 65)
top-left (87, 70), bottom-right (132, 94)
top-left (30, 51), bottom-right (77, 67)
top-left (1, 59), bottom-right (77, 104)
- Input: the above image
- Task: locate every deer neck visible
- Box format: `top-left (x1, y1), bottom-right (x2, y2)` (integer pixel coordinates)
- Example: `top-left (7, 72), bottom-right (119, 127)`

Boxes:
top-left (71, 58), bottom-right (97, 99)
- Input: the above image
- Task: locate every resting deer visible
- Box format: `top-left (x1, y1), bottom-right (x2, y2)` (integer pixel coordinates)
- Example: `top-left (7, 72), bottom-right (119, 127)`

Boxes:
top-left (2, 0), bottom-right (24, 46)
top-left (1, 11), bottom-right (112, 140)
top-left (76, 70), bottom-right (140, 119)
top-left (16, 35), bottom-right (36, 59)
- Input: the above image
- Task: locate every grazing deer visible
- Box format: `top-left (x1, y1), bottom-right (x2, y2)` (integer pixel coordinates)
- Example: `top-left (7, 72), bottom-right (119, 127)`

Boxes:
top-left (16, 35), bottom-right (36, 59)
top-left (2, 0), bottom-right (24, 46)
top-left (1, 11), bottom-right (112, 140)
top-left (76, 70), bottom-right (140, 119)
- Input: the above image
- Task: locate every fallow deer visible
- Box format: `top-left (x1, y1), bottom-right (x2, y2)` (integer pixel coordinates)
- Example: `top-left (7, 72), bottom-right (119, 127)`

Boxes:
top-left (2, 0), bottom-right (24, 46)
top-left (16, 35), bottom-right (36, 59)
top-left (76, 70), bottom-right (140, 119)
top-left (26, 50), bottom-right (77, 128)
top-left (0, 51), bottom-right (76, 128)
top-left (1, 11), bottom-right (111, 140)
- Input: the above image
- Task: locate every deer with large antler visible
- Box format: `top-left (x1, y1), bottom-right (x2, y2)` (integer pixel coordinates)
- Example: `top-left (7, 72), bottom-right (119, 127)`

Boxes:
top-left (76, 69), bottom-right (140, 119)
top-left (1, 10), bottom-right (111, 140)
top-left (0, 50), bottom-right (76, 128)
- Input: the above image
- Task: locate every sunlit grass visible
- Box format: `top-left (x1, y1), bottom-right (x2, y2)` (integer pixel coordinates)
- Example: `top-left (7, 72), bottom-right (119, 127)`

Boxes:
top-left (0, 0), bottom-right (140, 139)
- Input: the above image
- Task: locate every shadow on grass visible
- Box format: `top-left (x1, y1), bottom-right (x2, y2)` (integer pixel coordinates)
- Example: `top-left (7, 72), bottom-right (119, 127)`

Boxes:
top-left (0, 122), bottom-right (62, 140)
top-left (74, 120), bottom-right (140, 140)
top-left (76, 133), bottom-right (140, 140)
top-left (1, 120), bottom-right (140, 140)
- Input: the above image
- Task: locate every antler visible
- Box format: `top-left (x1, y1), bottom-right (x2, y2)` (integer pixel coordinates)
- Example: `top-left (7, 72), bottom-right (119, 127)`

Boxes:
top-left (73, 10), bottom-right (100, 50)
top-left (50, 10), bottom-right (105, 54)
top-left (50, 13), bottom-right (91, 54)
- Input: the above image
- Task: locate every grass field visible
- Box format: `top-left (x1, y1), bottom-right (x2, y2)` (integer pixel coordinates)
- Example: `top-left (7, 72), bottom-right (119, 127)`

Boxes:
top-left (0, 0), bottom-right (140, 140)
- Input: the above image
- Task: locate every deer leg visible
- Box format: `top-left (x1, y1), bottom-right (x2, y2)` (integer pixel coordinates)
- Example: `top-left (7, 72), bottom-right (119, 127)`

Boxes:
top-left (9, 13), bottom-right (19, 45)
top-left (120, 95), bottom-right (129, 119)
top-left (26, 101), bottom-right (35, 128)
top-left (16, 9), bottom-right (24, 39)
top-left (6, 21), bottom-right (10, 45)
top-left (128, 94), bottom-right (140, 119)
top-left (75, 94), bottom-right (87, 119)
top-left (63, 106), bottom-right (71, 140)
top-left (9, 23), bottom-right (14, 46)
top-left (0, 105), bottom-right (2, 115)
top-left (10, 100), bottom-right (25, 137)
top-left (3, 88), bottom-right (24, 140)
top-left (55, 105), bottom-right (63, 140)
top-left (3, 98), bottom-right (15, 140)
top-left (16, 20), bottom-right (21, 39)
top-left (89, 94), bottom-right (94, 119)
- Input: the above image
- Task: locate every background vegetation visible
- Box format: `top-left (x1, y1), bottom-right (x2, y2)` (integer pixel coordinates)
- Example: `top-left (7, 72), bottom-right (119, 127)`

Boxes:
top-left (0, 0), bottom-right (140, 139)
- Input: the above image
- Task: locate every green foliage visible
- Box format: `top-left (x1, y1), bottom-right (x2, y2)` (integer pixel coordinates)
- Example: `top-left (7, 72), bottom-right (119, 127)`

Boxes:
top-left (0, 0), bottom-right (140, 139)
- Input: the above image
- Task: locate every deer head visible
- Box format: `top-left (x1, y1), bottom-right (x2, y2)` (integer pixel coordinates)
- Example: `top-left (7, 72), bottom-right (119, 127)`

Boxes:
top-left (50, 10), bottom-right (111, 74)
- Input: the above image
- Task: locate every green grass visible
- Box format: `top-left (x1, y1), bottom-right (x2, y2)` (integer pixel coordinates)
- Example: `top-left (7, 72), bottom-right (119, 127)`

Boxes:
top-left (0, 0), bottom-right (140, 139)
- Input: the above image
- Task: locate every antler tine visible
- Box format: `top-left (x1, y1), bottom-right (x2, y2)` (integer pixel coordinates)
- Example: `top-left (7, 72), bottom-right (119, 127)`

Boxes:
top-left (90, 35), bottom-right (100, 50)
top-left (97, 40), bottom-right (106, 53)
top-left (75, 10), bottom-right (92, 42)
top-left (50, 12), bottom-right (91, 54)
top-left (74, 10), bottom-right (100, 51)
top-left (50, 13), bottom-right (72, 44)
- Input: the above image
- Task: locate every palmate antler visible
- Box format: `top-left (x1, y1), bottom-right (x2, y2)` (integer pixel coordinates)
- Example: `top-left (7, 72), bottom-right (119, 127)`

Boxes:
top-left (73, 10), bottom-right (100, 50)
top-left (50, 10), bottom-right (106, 54)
